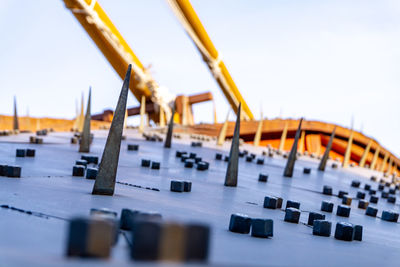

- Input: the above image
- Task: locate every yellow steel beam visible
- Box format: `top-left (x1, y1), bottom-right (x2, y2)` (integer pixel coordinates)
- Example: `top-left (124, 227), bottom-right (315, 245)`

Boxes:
top-left (167, 0), bottom-right (254, 120)
top-left (63, 0), bottom-right (153, 103)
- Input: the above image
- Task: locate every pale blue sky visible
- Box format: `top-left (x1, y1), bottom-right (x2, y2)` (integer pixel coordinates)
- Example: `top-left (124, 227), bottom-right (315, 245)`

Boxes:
top-left (0, 0), bottom-right (399, 156)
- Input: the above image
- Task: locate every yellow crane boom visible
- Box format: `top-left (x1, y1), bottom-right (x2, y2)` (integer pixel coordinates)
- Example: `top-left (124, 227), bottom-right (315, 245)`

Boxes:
top-left (62, 0), bottom-right (173, 120)
top-left (166, 0), bottom-right (254, 120)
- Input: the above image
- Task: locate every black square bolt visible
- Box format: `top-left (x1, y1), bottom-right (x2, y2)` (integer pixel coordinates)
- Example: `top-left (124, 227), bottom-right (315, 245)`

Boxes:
top-left (224, 156), bottom-right (229, 162)
top-left (141, 159), bottom-right (151, 167)
top-left (86, 168), bottom-right (98, 180)
top-left (26, 149), bottom-right (35, 157)
top-left (353, 225), bottom-right (363, 241)
top-left (245, 156), bottom-right (253, 162)
top-left (263, 196), bottom-right (278, 209)
top-left (321, 201), bottom-right (334, 213)
top-left (369, 189), bottom-right (377, 195)
top-left (338, 190), bottom-right (348, 198)
top-left (356, 191), bottom-right (365, 199)
top-left (151, 162), bottom-right (160, 170)
top-left (256, 158), bottom-right (264, 165)
top-left (364, 184), bottom-right (371, 190)
top-left (170, 180), bottom-right (184, 192)
top-left (66, 217), bottom-right (113, 258)
top-left (303, 167), bottom-right (311, 174)
top-left (7, 166), bottom-right (21, 178)
top-left (176, 151), bottom-right (187, 158)
top-left (334, 222), bottom-right (354, 241)
top-left (197, 161), bottom-right (209, 171)
top-left (16, 149), bottom-right (25, 157)
top-left (381, 210), bottom-right (399, 222)
top-left (342, 196), bottom-right (352, 206)
top-left (181, 156), bottom-right (189, 162)
top-left (72, 165), bottom-right (85, 177)
top-left (378, 184), bottom-right (384, 191)
top-left (189, 153), bottom-right (197, 159)
top-left (131, 220), bottom-right (162, 261)
top-left (75, 160), bottom-right (87, 168)
top-left (185, 223), bottom-right (210, 262)
top-left (381, 191), bottom-right (389, 199)
top-left (184, 159), bottom-right (195, 168)
top-left (81, 155), bottom-right (99, 164)
top-left (284, 208), bottom-right (301, 223)
top-left (369, 195), bottom-right (378, 204)
top-left (322, 185), bottom-right (333, 195)
top-left (286, 200), bottom-right (300, 210)
top-left (229, 214), bottom-right (252, 234)
top-left (313, 220), bottom-right (331, 237)
top-left (307, 212), bottom-right (325, 226)
top-left (365, 206), bottom-right (378, 217)
top-left (251, 218), bottom-right (273, 238)
top-left (336, 205), bottom-right (351, 217)
top-left (358, 200), bottom-right (369, 209)
top-left (351, 180), bottom-right (361, 188)
top-left (215, 153), bottom-right (223, 160)
top-left (238, 151), bottom-right (245, 158)
top-left (194, 157), bottom-right (202, 163)
top-left (258, 173), bottom-right (268, 182)
top-left (120, 209), bottom-right (139, 230)
top-left (387, 196), bottom-right (396, 204)
top-left (389, 188), bottom-right (396, 194)
top-left (0, 165), bottom-right (7, 176)
top-left (127, 144), bottom-right (139, 151)
top-left (184, 181), bottom-right (192, 192)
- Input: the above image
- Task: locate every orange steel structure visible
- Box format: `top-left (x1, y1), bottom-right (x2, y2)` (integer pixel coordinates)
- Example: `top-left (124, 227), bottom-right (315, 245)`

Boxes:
top-left (183, 119), bottom-right (400, 175)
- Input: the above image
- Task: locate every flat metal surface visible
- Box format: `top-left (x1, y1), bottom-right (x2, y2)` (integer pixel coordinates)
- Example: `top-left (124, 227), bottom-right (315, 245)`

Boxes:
top-left (0, 130), bottom-right (399, 266)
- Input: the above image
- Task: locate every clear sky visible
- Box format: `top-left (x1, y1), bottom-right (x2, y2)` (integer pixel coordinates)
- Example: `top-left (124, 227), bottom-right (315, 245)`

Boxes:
top-left (0, 0), bottom-right (399, 156)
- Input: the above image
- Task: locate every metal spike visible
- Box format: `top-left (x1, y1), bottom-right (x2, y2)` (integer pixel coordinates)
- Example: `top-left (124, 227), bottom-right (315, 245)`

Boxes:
top-left (318, 126), bottom-right (336, 171)
top-left (342, 129), bottom-right (354, 168)
top-left (359, 139), bottom-right (372, 168)
top-left (253, 111), bottom-right (263, 147)
top-left (13, 96), bottom-right (19, 131)
top-left (92, 65), bottom-right (131, 196)
top-left (278, 122), bottom-right (288, 153)
top-left (79, 87), bottom-right (91, 153)
top-left (78, 93), bottom-right (85, 132)
top-left (164, 104), bottom-right (176, 148)
top-left (283, 118), bottom-right (303, 177)
top-left (224, 103), bottom-right (241, 187)
top-left (217, 110), bottom-right (230, 146)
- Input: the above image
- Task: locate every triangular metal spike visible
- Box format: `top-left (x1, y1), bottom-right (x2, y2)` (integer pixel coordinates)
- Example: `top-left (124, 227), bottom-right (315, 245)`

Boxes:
top-left (217, 110), bottom-right (230, 146)
top-left (283, 118), bottom-right (303, 177)
top-left (224, 103), bottom-right (241, 187)
top-left (13, 96), bottom-right (19, 131)
top-left (92, 65), bottom-right (131, 196)
top-left (342, 129), bottom-right (354, 168)
top-left (278, 122), bottom-right (288, 153)
top-left (79, 87), bottom-right (91, 153)
top-left (253, 111), bottom-right (263, 147)
top-left (78, 93), bottom-right (85, 132)
top-left (318, 126), bottom-right (336, 171)
top-left (164, 104), bottom-right (176, 148)
top-left (359, 139), bottom-right (372, 168)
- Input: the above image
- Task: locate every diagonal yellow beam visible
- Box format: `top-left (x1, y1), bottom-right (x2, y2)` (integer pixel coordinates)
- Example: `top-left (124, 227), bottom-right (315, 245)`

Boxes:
top-left (167, 0), bottom-right (254, 120)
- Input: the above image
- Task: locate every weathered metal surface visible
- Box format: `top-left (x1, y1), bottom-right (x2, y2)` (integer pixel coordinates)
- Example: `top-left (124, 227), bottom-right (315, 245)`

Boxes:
top-left (224, 104), bottom-right (241, 187)
top-left (92, 65), bottom-right (131, 196)
top-left (79, 88), bottom-right (91, 153)
top-left (318, 127), bottom-right (336, 171)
